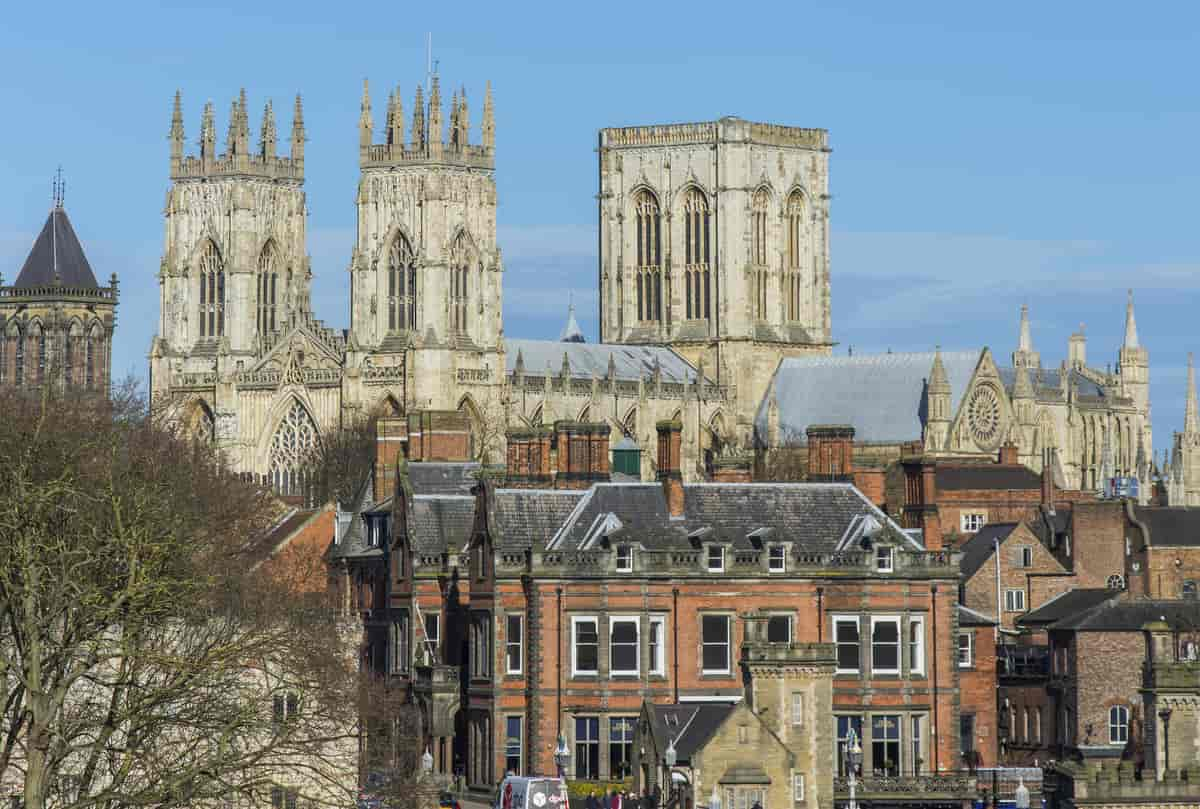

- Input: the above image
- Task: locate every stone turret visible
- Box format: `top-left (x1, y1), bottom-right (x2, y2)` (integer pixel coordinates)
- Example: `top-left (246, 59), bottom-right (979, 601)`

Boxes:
top-left (172, 91), bottom-right (303, 182)
top-left (481, 81), bottom-right (495, 151)
top-left (359, 79), bottom-right (373, 157)
top-left (169, 90), bottom-right (185, 171)
top-left (260, 101), bottom-right (277, 159)
top-left (290, 94), bottom-right (305, 166)
top-left (427, 75), bottom-right (443, 160)
top-left (1012, 304), bottom-right (1040, 369)
top-left (925, 347), bottom-right (951, 451)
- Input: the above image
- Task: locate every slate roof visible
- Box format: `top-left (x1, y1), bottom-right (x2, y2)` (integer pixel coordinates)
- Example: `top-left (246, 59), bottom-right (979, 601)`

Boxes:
top-left (645, 703), bottom-right (736, 763)
top-left (959, 523), bottom-right (1020, 579)
top-left (1131, 506), bottom-right (1200, 547)
top-left (997, 367), bottom-right (1107, 400)
top-left (756, 350), bottom-right (979, 444)
top-left (13, 207), bottom-right (99, 289)
top-left (408, 462), bottom-right (480, 496)
top-left (1018, 589), bottom-right (1117, 628)
top-left (937, 464), bottom-right (1041, 491)
top-left (492, 488), bottom-right (588, 551)
top-left (1045, 599), bottom-right (1200, 632)
top-left (328, 478), bottom-right (382, 561)
top-left (506, 339), bottom-right (701, 384)
top-left (545, 482), bottom-right (916, 553)
top-left (409, 496), bottom-right (475, 554)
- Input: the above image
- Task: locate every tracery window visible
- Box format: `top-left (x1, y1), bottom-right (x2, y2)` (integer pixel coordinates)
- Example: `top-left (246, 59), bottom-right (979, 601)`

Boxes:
top-left (268, 399), bottom-right (319, 497)
top-left (11, 323), bottom-right (24, 385)
top-left (751, 188), bottom-right (770, 320)
top-left (257, 241), bottom-right (279, 336)
top-left (634, 189), bottom-right (662, 323)
top-left (28, 322), bottom-right (45, 386)
top-left (785, 191), bottom-right (805, 321)
top-left (450, 233), bottom-right (472, 335)
top-left (683, 187), bottom-right (711, 321)
top-left (191, 402), bottom-right (216, 444)
top-left (388, 234), bottom-right (418, 332)
top-left (86, 323), bottom-right (102, 391)
top-left (64, 321), bottom-right (81, 387)
top-left (198, 241), bottom-right (225, 338)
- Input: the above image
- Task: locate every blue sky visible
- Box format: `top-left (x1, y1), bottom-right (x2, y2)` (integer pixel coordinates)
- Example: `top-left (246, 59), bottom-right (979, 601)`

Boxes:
top-left (1, 1), bottom-right (1197, 448)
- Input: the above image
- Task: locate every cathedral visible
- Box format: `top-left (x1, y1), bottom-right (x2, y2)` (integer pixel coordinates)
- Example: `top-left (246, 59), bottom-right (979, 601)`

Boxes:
top-left (148, 77), bottom-right (1167, 500)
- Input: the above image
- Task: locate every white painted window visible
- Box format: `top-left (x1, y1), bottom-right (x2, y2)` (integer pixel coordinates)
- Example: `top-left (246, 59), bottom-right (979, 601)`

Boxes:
top-left (506, 614), bottom-right (523, 675)
top-left (769, 545), bottom-right (787, 572)
top-left (791, 692), bottom-right (804, 727)
top-left (616, 545), bottom-right (633, 572)
top-left (649, 616), bottom-right (667, 675)
top-left (833, 616), bottom-right (860, 674)
top-left (875, 545), bottom-right (894, 573)
top-left (871, 616), bottom-right (902, 675)
top-left (961, 512), bottom-right (987, 533)
top-left (1109, 706), bottom-right (1129, 744)
top-left (1004, 589), bottom-right (1027, 612)
top-left (957, 632), bottom-right (974, 668)
top-left (701, 614), bottom-right (731, 674)
top-left (908, 616), bottom-right (925, 675)
top-left (706, 545), bottom-right (726, 573)
top-left (610, 616), bottom-right (640, 676)
top-left (571, 616), bottom-right (599, 676)
top-left (793, 774), bottom-right (805, 802)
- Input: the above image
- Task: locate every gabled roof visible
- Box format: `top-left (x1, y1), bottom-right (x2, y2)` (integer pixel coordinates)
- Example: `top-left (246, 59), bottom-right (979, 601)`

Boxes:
top-left (506, 339), bottom-right (701, 384)
top-left (1131, 506), bottom-right (1200, 547)
top-left (645, 703), bottom-right (737, 763)
top-left (544, 481), bottom-right (915, 554)
top-left (1018, 588), bottom-right (1117, 628)
top-left (13, 207), bottom-right (99, 289)
top-left (492, 488), bottom-right (588, 551)
top-left (756, 350), bottom-right (980, 444)
top-left (959, 523), bottom-right (1020, 578)
top-left (1044, 599), bottom-right (1200, 632)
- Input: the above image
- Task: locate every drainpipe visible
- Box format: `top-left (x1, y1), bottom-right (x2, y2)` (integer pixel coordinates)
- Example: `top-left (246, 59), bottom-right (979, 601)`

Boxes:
top-left (673, 587), bottom-right (681, 703)
top-left (931, 584), bottom-right (941, 773)
top-left (817, 587), bottom-right (824, 642)
top-left (557, 586), bottom-right (564, 738)
top-left (995, 538), bottom-right (1003, 641)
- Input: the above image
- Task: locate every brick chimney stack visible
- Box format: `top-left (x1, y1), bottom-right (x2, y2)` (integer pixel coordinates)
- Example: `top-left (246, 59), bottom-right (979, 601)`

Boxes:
top-left (552, 421), bottom-right (611, 489)
top-left (806, 425), bottom-right (855, 480)
top-left (505, 427), bottom-right (553, 487)
top-left (657, 420), bottom-right (684, 517)
top-left (901, 447), bottom-right (943, 551)
top-left (999, 441), bottom-right (1019, 466)
top-left (374, 417), bottom-right (408, 503)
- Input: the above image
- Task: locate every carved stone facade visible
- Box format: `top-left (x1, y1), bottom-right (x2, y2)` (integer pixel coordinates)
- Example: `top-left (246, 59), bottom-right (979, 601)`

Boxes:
top-left (598, 118), bottom-right (834, 434)
top-left (149, 83), bottom-right (728, 489)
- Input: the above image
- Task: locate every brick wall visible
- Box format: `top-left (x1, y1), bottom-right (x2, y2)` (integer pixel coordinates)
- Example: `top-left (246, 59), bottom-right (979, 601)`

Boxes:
top-left (1073, 631), bottom-right (1144, 753)
top-left (1143, 546), bottom-right (1200, 599)
top-left (962, 523), bottom-right (1070, 632)
top-left (1070, 502), bottom-right (1128, 590)
top-left (958, 626), bottom-right (998, 767)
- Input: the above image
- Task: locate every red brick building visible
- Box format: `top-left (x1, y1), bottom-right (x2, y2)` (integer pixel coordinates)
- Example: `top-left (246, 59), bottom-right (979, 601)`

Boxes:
top-left (335, 416), bottom-right (974, 807)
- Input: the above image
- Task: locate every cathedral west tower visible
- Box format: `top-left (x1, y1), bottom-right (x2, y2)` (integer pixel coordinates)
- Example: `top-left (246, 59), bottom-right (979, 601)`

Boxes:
top-left (597, 117), bottom-right (833, 438)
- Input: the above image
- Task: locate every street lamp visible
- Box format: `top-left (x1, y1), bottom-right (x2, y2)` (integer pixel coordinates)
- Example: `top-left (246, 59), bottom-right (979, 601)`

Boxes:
top-left (1015, 776), bottom-right (1030, 809)
top-left (1158, 708), bottom-right (1173, 776)
top-left (554, 734), bottom-right (571, 779)
top-left (845, 728), bottom-right (863, 809)
top-left (663, 736), bottom-right (677, 809)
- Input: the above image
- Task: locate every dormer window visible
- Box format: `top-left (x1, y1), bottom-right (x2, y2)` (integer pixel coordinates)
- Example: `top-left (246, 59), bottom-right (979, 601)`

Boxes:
top-left (769, 545), bottom-right (787, 573)
top-left (616, 545), bottom-right (634, 573)
top-left (875, 545), bottom-right (894, 573)
top-left (706, 545), bottom-right (725, 573)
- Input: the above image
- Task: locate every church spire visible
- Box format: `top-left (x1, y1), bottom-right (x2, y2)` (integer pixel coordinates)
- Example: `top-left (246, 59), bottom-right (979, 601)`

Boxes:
top-left (260, 100), bottom-right (277, 159)
top-left (1186, 352), bottom-right (1199, 436)
top-left (1013, 303), bottom-right (1040, 369)
top-left (459, 86), bottom-right (470, 147)
top-left (200, 100), bottom-right (216, 160)
top-left (359, 79), bottom-right (373, 155)
top-left (237, 88), bottom-right (251, 154)
top-left (290, 94), bottom-right (306, 165)
top-left (448, 89), bottom-right (460, 148)
top-left (428, 74), bottom-right (443, 157)
top-left (1123, 288), bottom-right (1140, 350)
top-left (1018, 304), bottom-right (1033, 352)
top-left (481, 81), bottom-right (495, 151)
top-left (411, 84), bottom-right (426, 151)
top-left (169, 90), bottom-right (185, 167)
top-left (390, 86), bottom-right (405, 149)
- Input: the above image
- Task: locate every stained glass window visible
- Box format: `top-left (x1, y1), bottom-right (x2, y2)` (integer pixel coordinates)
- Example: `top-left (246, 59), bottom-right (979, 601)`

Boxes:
top-left (269, 399), bottom-right (319, 496)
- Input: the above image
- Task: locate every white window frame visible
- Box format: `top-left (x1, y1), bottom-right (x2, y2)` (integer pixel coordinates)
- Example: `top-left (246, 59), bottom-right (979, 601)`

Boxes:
top-left (832, 615), bottom-right (861, 675)
top-left (1109, 705), bottom-right (1129, 744)
top-left (1004, 589), bottom-right (1027, 612)
top-left (1017, 545), bottom-right (1033, 568)
top-left (609, 615), bottom-right (641, 677)
top-left (960, 512), bottom-right (987, 533)
top-left (615, 544), bottom-right (633, 572)
top-left (768, 545), bottom-right (787, 572)
top-left (870, 616), bottom-right (902, 675)
top-left (957, 631), bottom-right (974, 668)
top-left (701, 613), bottom-right (732, 675)
top-left (571, 615), bottom-right (600, 677)
top-left (648, 616), bottom-right (667, 676)
top-left (791, 692), bottom-right (804, 727)
top-left (908, 616), bottom-right (926, 676)
top-left (506, 613), bottom-right (523, 675)
top-left (793, 773), bottom-right (805, 802)
top-left (875, 545), bottom-right (894, 573)
top-left (706, 545), bottom-right (726, 573)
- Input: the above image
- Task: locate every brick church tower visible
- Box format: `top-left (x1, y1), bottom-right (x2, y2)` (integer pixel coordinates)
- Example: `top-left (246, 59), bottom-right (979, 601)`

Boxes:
top-left (0, 175), bottom-right (118, 393)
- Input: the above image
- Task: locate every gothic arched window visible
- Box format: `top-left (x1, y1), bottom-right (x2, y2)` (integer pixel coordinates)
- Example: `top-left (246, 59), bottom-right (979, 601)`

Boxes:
top-left (198, 241), bottom-right (225, 338)
top-left (269, 399), bottom-right (319, 497)
top-left (257, 241), bottom-right (279, 336)
top-left (450, 232), bottom-right (472, 335)
top-left (683, 187), bottom-right (711, 321)
top-left (65, 320), bottom-right (83, 387)
top-left (0, 322), bottom-right (14, 384)
top-left (388, 234), bottom-right (417, 332)
top-left (634, 189), bottom-right (662, 323)
top-left (785, 191), bottom-right (806, 322)
top-left (751, 188), bottom-right (770, 320)
top-left (190, 401), bottom-right (216, 444)
top-left (10, 322), bottom-right (23, 385)
top-left (86, 323), bottom-right (103, 391)
top-left (28, 321), bottom-right (45, 386)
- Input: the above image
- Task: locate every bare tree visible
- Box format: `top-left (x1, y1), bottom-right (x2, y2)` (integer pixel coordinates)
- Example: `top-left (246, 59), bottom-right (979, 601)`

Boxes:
top-left (754, 428), bottom-right (809, 481)
top-left (0, 384), bottom-right (359, 809)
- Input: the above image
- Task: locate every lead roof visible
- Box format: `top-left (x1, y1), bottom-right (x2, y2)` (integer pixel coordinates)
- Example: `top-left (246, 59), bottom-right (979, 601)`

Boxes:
top-left (13, 207), bottom-right (99, 289)
top-left (506, 339), bottom-right (701, 384)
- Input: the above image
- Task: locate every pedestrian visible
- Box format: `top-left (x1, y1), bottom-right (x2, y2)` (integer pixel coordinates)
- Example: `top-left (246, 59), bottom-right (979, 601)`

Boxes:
top-left (642, 789), bottom-right (653, 809)
top-left (587, 792), bottom-right (600, 809)
top-left (611, 790), bottom-right (622, 809)
top-left (602, 791), bottom-right (611, 809)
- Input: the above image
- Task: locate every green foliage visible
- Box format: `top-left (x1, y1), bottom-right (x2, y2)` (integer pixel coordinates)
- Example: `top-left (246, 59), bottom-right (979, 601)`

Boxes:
top-left (566, 780), bottom-right (634, 800)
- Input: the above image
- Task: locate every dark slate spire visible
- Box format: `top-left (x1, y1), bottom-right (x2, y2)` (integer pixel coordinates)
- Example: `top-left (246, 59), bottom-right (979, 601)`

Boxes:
top-left (14, 193), bottom-right (99, 289)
